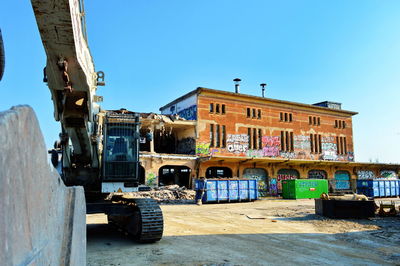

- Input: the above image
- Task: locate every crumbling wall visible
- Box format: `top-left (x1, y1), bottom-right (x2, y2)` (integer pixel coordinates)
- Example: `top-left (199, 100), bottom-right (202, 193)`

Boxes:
top-left (176, 137), bottom-right (195, 154)
top-left (0, 106), bottom-right (86, 265)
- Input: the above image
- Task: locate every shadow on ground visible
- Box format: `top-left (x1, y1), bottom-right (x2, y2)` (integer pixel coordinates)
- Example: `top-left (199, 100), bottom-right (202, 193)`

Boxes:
top-left (87, 221), bottom-right (400, 266)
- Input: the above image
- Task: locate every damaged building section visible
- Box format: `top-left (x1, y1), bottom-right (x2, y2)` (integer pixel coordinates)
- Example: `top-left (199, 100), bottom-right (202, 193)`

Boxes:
top-left (138, 112), bottom-right (197, 188)
top-left (130, 87), bottom-right (400, 196)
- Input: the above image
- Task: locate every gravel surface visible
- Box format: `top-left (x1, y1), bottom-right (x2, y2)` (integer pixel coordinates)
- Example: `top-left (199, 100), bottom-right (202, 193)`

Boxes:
top-left (87, 199), bottom-right (400, 266)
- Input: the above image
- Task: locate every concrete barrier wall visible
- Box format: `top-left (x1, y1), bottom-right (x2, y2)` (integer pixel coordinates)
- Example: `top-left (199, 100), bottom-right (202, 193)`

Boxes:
top-left (0, 106), bottom-right (86, 265)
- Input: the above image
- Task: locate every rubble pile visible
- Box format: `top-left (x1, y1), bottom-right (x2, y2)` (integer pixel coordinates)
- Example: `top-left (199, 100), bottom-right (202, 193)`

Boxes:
top-left (127, 185), bottom-right (196, 204)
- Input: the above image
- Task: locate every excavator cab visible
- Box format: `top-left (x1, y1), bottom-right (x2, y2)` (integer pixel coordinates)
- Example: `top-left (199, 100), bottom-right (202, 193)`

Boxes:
top-left (101, 112), bottom-right (142, 192)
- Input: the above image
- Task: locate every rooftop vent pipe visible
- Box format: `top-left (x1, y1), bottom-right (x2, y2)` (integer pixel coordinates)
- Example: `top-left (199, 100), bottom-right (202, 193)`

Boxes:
top-left (260, 83), bottom-right (267, 97)
top-left (233, 78), bottom-right (241, 93)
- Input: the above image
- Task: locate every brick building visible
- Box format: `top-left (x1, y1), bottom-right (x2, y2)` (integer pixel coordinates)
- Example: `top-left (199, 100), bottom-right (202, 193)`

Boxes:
top-left (137, 87), bottom-right (400, 195)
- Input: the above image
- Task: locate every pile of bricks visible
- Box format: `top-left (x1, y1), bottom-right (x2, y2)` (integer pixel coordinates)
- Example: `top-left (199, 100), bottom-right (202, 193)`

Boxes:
top-left (128, 185), bottom-right (196, 204)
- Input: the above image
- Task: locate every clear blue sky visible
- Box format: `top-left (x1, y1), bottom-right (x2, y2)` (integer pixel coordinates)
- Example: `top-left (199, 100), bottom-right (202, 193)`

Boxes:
top-left (1, 0), bottom-right (399, 163)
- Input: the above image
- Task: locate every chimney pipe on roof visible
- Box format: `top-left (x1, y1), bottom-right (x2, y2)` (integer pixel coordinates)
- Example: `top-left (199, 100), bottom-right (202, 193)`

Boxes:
top-left (260, 83), bottom-right (267, 97)
top-left (233, 78), bottom-right (241, 93)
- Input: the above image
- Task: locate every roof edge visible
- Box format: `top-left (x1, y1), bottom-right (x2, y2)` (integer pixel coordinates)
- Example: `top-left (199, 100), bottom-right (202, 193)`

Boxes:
top-left (158, 87), bottom-right (358, 116)
top-left (198, 87), bottom-right (358, 116)
top-left (159, 88), bottom-right (201, 111)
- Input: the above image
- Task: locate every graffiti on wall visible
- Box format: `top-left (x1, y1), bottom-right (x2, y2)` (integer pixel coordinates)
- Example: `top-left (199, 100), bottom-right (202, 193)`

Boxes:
top-left (347, 152), bottom-right (354, 162)
top-left (196, 142), bottom-right (211, 156)
top-left (210, 148), bottom-right (224, 156)
top-left (321, 136), bottom-right (337, 161)
top-left (243, 168), bottom-right (268, 197)
top-left (262, 136), bottom-right (280, 157)
top-left (277, 174), bottom-right (298, 182)
top-left (269, 178), bottom-right (278, 196)
top-left (162, 93), bottom-right (197, 116)
top-left (177, 105), bottom-right (197, 120)
top-left (195, 143), bottom-right (224, 157)
top-left (322, 136), bottom-right (335, 143)
top-left (308, 170), bottom-right (327, 179)
top-left (245, 136), bottom-right (280, 158)
top-left (206, 132), bottom-right (354, 162)
top-left (227, 134), bottom-right (249, 154)
top-left (280, 151), bottom-right (296, 159)
top-left (380, 170), bottom-right (398, 179)
top-left (246, 149), bottom-right (264, 158)
top-left (357, 170), bottom-right (375, 180)
top-left (276, 174), bottom-right (297, 191)
top-left (294, 135), bottom-right (311, 150)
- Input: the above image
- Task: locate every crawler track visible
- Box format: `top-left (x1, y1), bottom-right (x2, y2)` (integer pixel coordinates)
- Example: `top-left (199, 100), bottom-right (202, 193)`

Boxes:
top-left (108, 197), bottom-right (163, 243)
top-left (133, 198), bottom-right (164, 242)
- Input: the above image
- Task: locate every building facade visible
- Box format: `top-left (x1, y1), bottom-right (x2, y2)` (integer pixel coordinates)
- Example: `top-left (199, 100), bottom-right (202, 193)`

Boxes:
top-left (136, 87), bottom-right (400, 195)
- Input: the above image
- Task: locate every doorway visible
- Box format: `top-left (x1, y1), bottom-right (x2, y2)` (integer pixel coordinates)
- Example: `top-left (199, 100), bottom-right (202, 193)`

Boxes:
top-left (243, 168), bottom-right (268, 197)
top-left (158, 165), bottom-right (191, 187)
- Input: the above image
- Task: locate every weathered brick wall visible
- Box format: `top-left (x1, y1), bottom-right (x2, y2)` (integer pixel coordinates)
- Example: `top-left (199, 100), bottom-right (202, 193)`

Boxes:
top-left (196, 91), bottom-right (355, 162)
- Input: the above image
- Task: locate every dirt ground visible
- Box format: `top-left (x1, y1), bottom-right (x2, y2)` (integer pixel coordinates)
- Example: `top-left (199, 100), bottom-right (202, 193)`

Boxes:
top-left (87, 199), bottom-right (400, 266)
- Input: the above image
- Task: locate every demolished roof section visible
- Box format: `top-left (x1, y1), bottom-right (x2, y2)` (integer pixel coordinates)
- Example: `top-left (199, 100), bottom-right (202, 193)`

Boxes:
top-left (139, 112), bottom-right (191, 122)
top-left (139, 112), bottom-right (196, 128)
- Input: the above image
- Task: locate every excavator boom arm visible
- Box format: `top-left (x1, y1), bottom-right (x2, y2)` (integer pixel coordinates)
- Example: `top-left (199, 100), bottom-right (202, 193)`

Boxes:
top-left (31, 0), bottom-right (103, 169)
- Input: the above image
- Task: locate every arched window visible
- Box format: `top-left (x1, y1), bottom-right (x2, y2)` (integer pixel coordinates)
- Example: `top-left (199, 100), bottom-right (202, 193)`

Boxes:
top-left (158, 165), bottom-right (192, 187)
top-left (334, 170), bottom-right (351, 190)
top-left (206, 167), bottom-right (232, 178)
top-left (308, 169), bottom-right (327, 179)
top-left (243, 168), bottom-right (268, 197)
top-left (276, 169), bottom-right (299, 193)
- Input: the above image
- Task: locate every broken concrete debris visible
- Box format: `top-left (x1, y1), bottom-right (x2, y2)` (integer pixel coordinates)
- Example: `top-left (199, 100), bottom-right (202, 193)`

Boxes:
top-left (126, 185), bottom-right (196, 204)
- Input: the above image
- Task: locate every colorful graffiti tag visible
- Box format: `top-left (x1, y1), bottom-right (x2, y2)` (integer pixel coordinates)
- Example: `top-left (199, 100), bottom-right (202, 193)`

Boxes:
top-left (280, 151), bottom-right (296, 159)
top-left (262, 136), bottom-right (280, 157)
top-left (276, 174), bottom-right (298, 191)
top-left (210, 147), bottom-right (223, 156)
top-left (245, 136), bottom-right (280, 158)
top-left (243, 168), bottom-right (268, 197)
top-left (269, 178), bottom-right (278, 196)
top-left (294, 135), bottom-right (311, 150)
top-left (380, 170), bottom-right (398, 179)
top-left (177, 105), bottom-right (197, 120)
top-left (227, 134), bottom-right (249, 154)
top-left (357, 170), bottom-right (375, 180)
top-left (205, 133), bottom-right (354, 162)
top-left (347, 152), bottom-right (354, 162)
top-left (196, 142), bottom-right (211, 156)
top-left (246, 149), bottom-right (264, 158)
top-left (321, 136), bottom-right (337, 161)
top-left (308, 170), bottom-right (327, 179)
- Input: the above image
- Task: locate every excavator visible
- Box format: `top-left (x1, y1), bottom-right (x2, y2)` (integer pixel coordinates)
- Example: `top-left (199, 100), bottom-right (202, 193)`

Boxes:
top-left (30, 0), bottom-right (163, 242)
top-left (0, 29), bottom-right (4, 81)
